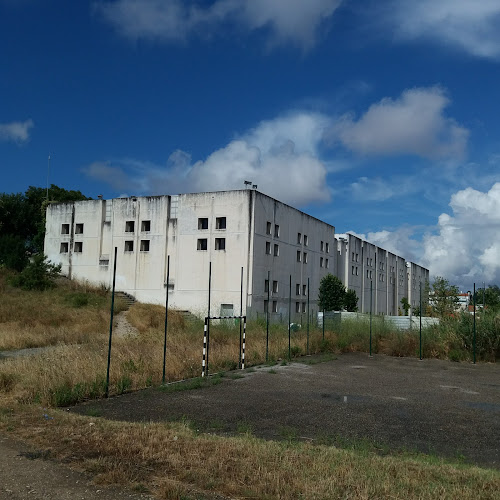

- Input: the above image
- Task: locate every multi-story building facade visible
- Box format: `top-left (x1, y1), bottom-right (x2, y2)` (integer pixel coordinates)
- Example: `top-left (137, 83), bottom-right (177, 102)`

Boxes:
top-left (44, 189), bottom-right (429, 319)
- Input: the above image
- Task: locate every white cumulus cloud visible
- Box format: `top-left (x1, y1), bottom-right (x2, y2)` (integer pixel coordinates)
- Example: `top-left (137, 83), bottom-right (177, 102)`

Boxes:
top-left (385, 0), bottom-right (500, 60)
top-left (330, 87), bottom-right (468, 160)
top-left (94, 0), bottom-right (342, 49)
top-left (85, 111), bottom-right (331, 206)
top-left (0, 119), bottom-right (34, 143)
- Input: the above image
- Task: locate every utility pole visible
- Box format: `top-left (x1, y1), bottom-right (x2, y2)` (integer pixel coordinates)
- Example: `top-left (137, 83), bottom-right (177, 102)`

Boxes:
top-left (46, 154), bottom-right (51, 201)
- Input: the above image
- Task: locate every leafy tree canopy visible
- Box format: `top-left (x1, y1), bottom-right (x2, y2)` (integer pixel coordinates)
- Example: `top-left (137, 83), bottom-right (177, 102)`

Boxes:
top-left (318, 274), bottom-right (346, 311)
top-left (344, 288), bottom-right (359, 312)
top-left (430, 276), bottom-right (460, 318)
top-left (10, 254), bottom-right (61, 291)
top-left (0, 184), bottom-right (89, 270)
top-left (474, 285), bottom-right (500, 312)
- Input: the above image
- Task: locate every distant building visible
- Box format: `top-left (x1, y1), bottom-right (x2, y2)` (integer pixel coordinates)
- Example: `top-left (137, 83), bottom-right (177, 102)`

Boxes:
top-left (44, 189), bottom-right (429, 319)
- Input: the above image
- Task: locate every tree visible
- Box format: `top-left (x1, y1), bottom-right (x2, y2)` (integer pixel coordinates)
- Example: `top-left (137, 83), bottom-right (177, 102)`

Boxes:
top-left (344, 289), bottom-right (358, 312)
top-left (10, 254), bottom-right (61, 291)
top-left (318, 274), bottom-right (346, 311)
top-left (400, 297), bottom-right (411, 316)
top-left (474, 285), bottom-right (500, 313)
top-left (0, 184), bottom-right (89, 271)
top-left (430, 276), bottom-right (460, 318)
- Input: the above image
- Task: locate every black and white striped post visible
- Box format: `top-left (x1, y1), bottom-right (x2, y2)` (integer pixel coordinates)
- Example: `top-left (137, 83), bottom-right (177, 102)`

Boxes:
top-left (202, 317), bottom-right (208, 377)
top-left (242, 316), bottom-right (247, 369)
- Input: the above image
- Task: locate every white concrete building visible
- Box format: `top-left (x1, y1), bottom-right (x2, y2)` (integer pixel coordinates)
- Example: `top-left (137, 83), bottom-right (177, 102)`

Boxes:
top-left (45, 189), bottom-right (429, 319)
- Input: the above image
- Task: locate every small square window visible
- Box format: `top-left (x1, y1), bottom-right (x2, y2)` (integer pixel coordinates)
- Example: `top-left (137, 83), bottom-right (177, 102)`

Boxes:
top-left (303, 252), bottom-right (307, 263)
top-left (141, 220), bottom-right (151, 232)
top-left (296, 284), bottom-right (301, 295)
top-left (266, 241), bottom-right (271, 254)
top-left (75, 223), bottom-right (84, 234)
top-left (297, 250), bottom-right (301, 262)
top-left (125, 221), bottom-right (135, 232)
top-left (304, 235), bottom-right (308, 246)
top-left (215, 237), bottom-right (226, 250)
top-left (264, 279), bottom-right (269, 293)
top-left (266, 221), bottom-right (272, 235)
top-left (297, 232), bottom-right (302, 244)
top-left (273, 244), bottom-right (279, 256)
top-left (264, 300), bottom-right (269, 313)
top-left (272, 300), bottom-right (278, 313)
top-left (60, 242), bottom-right (69, 253)
top-left (321, 241), bottom-right (324, 252)
top-left (272, 280), bottom-right (278, 293)
top-left (302, 302), bottom-right (306, 313)
top-left (274, 224), bottom-right (280, 238)
top-left (74, 241), bottom-right (83, 253)
top-left (303, 284), bottom-right (307, 296)
top-left (197, 238), bottom-right (207, 251)
top-left (326, 242), bottom-right (330, 253)
top-left (198, 218), bottom-right (208, 230)
top-left (216, 217), bottom-right (226, 230)
top-left (140, 240), bottom-right (150, 252)
top-left (61, 224), bottom-right (69, 234)
top-left (125, 240), bottom-right (134, 252)
top-left (320, 257), bottom-right (324, 267)
top-left (296, 302), bottom-right (301, 313)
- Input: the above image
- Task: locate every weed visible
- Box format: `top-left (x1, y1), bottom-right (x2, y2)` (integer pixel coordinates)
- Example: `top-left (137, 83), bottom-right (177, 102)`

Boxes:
top-left (278, 425), bottom-right (298, 442)
top-left (85, 408), bottom-right (102, 417)
top-left (116, 376), bottom-right (132, 394)
top-left (268, 369), bottom-right (277, 374)
top-left (236, 421), bottom-right (254, 435)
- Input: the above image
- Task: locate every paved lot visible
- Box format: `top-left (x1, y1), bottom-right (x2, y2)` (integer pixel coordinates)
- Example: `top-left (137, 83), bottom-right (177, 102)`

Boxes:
top-left (73, 353), bottom-right (500, 469)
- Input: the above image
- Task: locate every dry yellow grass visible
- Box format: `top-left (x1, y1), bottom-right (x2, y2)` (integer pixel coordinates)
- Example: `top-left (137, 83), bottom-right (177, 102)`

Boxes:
top-left (0, 404), bottom-right (498, 500)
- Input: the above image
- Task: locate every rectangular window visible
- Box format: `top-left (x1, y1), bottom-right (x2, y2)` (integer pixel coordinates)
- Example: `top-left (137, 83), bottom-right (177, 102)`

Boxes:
top-left (125, 221), bottom-right (135, 232)
top-left (215, 237), bottom-right (226, 250)
top-left (352, 252), bottom-right (355, 261)
top-left (272, 280), bottom-right (278, 293)
top-left (141, 220), bottom-right (151, 232)
top-left (321, 241), bottom-right (324, 252)
top-left (296, 302), bottom-right (301, 313)
top-left (325, 258), bottom-right (329, 269)
top-left (303, 284), bottom-right (307, 296)
top-left (216, 217), bottom-right (226, 230)
top-left (297, 250), bottom-right (301, 262)
top-left (352, 265), bottom-right (355, 275)
top-left (266, 241), bottom-right (271, 254)
top-left (320, 257), bottom-right (324, 267)
top-left (367, 257), bottom-right (370, 266)
top-left (124, 240), bottom-right (134, 252)
top-left (297, 232), bottom-right (302, 244)
top-left (367, 269), bottom-right (370, 278)
top-left (74, 241), bottom-right (83, 253)
top-left (370, 270), bottom-right (373, 279)
top-left (302, 302), bottom-right (306, 313)
top-left (304, 235), bottom-right (308, 246)
top-left (197, 238), bottom-right (207, 251)
top-left (356, 267), bottom-right (359, 276)
top-left (75, 223), bottom-right (84, 234)
top-left (303, 252), bottom-right (308, 263)
top-left (61, 224), bottom-right (69, 234)
top-left (264, 279), bottom-right (269, 293)
top-left (198, 218), bottom-right (208, 230)
top-left (370, 258), bottom-right (373, 266)
top-left (272, 300), bottom-right (278, 313)
top-left (296, 283), bottom-right (301, 295)
top-left (273, 244), bottom-right (279, 256)
top-left (140, 240), bottom-right (150, 252)
top-left (274, 224), bottom-right (280, 238)
top-left (326, 242), bottom-right (330, 253)
top-left (266, 221), bottom-right (272, 235)
top-left (60, 242), bottom-right (69, 253)
top-left (264, 300), bottom-right (269, 313)
top-left (356, 253), bottom-right (359, 263)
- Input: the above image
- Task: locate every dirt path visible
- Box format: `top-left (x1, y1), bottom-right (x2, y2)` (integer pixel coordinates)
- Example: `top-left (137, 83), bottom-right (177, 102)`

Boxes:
top-left (73, 353), bottom-right (500, 469)
top-left (0, 434), bottom-right (152, 500)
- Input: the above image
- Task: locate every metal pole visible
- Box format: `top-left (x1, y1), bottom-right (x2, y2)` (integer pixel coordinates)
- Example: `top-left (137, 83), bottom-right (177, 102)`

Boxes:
top-left (241, 316), bottom-right (246, 369)
top-left (483, 281), bottom-right (486, 312)
top-left (162, 255), bottom-right (170, 384)
top-left (307, 277), bottom-right (310, 355)
top-left (369, 280), bottom-right (373, 357)
top-left (206, 262), bottom-right (212, 376)
top-left (105, 246), bottom-right (118, 398)
top-left (419, 281), bottom-right (422, 360)
top-left (266, 270), bottom-right (270, 362)
top-left (239, 266), bottom-right (243, 368)
top-left (288, 275), bottom-right (291, 360)
top-left (473, 282), bottom-right (476, 364)
top-left (322, 307), bottom-right (325, 341)
top-left (46, 154), bottom-right (50, 201)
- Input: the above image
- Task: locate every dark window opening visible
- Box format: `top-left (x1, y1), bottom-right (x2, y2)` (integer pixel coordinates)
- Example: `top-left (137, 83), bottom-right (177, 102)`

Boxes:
top-left (75, 223), bottom-right (84, 234)
top-left (197, 238), bottom-right (207, 251)
top-left (125, 240), bottom-right (134, 252)
top-left (198, 218), bottom-right (208, 230)
top-left (216, 217), bottom-right (226, 230)
top-left (74, 241), bottom-right (83, 253)
top-left (141, 220), bottom-right (151, 232)
top-left (125, 221), bottom-right (135, 232)
top-left (60, 242), bottom-right (69, 253)
top-left (61, 224), bottom-right (69, 234)
top-left (215, 237), bottom-right (226, 250)
top-left (140, 240), bottom-right (150, 252)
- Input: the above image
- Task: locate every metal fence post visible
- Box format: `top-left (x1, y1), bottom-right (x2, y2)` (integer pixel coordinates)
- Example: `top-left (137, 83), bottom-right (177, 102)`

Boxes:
top-left (162, 255), bottom-right (170, 384)
top-left (105, 246), bottom-right (117, 398)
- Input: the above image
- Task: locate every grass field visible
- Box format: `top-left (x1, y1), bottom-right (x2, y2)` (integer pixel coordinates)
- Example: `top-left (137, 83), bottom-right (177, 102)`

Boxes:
top-left (0, 269), bottom-right (499, 499)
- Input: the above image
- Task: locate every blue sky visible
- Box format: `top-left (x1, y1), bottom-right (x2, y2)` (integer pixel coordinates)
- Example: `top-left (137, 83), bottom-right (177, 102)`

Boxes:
top-left (1, 0), bottom-right (500, 290)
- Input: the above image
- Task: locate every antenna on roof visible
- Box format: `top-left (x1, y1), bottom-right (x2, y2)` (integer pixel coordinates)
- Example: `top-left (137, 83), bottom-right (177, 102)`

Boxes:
top-left (46, 153), bottom-right (51, 201)
top-left (252, 185), bottom-right (257, 189)
top-left (244, 180), bottom-right (252, 187)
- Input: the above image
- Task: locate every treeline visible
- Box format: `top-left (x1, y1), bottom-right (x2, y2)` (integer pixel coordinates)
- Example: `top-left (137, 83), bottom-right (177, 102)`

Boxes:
top-left (0, 185), bottom-right (89, 271)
